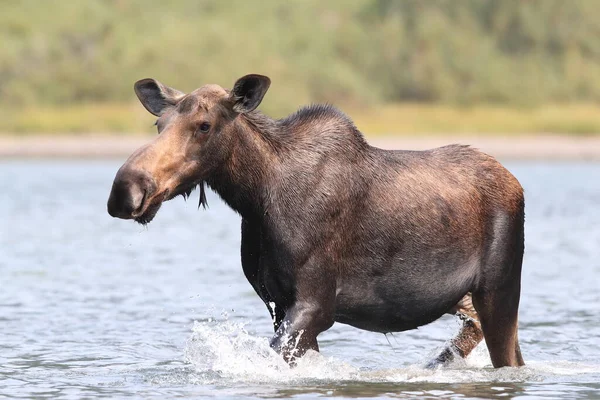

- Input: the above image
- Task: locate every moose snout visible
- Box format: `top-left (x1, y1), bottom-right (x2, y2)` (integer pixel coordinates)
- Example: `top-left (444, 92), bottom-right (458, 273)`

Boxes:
top-left (107, 167), bottom-right (157, 219)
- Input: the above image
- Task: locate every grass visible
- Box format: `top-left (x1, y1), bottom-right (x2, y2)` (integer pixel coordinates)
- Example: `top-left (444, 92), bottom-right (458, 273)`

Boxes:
top-left (1, 103), bottom-right (599, 136)
top-left (0, 104), bottom-right (154, 135)
top-left (350, 103), bottom-right (600, 136)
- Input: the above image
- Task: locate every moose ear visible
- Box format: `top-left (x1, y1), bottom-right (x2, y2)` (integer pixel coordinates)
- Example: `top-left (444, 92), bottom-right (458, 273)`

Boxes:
top-left (229, 74), bottom-right (271, 114)
top-left (134, 79), bottom-right (186, 116)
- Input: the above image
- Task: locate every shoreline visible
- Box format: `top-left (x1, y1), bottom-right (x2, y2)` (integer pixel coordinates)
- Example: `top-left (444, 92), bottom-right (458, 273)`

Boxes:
top-left (2, 134), bottom-right (600, 160)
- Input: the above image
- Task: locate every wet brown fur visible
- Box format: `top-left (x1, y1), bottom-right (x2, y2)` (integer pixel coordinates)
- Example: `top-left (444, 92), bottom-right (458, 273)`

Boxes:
top-left (108, 75), bottom-right (525, 368)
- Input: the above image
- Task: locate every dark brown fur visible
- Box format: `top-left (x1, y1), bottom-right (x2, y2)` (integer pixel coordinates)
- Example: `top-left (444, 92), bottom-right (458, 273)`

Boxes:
top-left (108, 74), bottom-right (525, 368)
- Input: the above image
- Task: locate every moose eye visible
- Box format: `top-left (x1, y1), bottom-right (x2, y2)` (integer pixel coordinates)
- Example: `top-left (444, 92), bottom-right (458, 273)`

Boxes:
top-left (198, 122), bottom-right (211, 134)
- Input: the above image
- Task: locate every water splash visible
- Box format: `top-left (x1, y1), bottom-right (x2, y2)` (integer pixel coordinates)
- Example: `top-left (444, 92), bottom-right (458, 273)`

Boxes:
top-left (184, 318), bottom-right (358, 384)
top-left (267, 302), bottom-right (276, 325)
top-left (183, 317), bottom-right (600, 386)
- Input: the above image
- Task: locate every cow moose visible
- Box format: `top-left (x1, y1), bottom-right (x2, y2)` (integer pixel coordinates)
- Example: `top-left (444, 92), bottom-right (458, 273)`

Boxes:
top-left (107, 74), bottom-right (525, 368)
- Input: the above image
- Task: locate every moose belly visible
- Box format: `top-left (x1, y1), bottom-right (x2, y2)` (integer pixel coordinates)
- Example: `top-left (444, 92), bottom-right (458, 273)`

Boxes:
top-left (333, 260), bottom-right (477, 333)
top-left (334, 295), bottom-right (451, 333)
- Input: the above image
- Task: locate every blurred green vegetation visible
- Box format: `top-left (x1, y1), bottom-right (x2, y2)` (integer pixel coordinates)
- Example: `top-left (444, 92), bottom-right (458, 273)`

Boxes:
top-left (1, 0), bottom-right (599, 134)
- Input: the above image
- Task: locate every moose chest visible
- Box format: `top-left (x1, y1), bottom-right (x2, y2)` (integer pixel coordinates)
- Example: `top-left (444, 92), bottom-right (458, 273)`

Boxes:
top-left (240, 220), bottom-right (298, 310)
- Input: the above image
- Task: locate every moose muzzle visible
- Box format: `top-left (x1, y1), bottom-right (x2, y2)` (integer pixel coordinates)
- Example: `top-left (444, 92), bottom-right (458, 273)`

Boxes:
top-left (107, 166), bottom-right (158, 220)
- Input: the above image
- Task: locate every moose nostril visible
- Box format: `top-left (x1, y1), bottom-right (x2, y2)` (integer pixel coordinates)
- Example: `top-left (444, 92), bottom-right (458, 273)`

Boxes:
top-left (129, 187), bottom-right (146, 214)
top-left (107, 182), bottom-right (134, 218)
top-left (107, 168), bottom-right (157, 219)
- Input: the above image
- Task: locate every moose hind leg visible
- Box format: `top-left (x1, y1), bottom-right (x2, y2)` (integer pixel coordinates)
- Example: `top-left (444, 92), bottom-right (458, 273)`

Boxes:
top-left (428, 293), bottom-right (484, 367)
top-left (473, 211), bottom-right (525, 368)
top-left (472, 287), bottom-right (524, 367)
top-left (473, 284), bottom-right (524, 367)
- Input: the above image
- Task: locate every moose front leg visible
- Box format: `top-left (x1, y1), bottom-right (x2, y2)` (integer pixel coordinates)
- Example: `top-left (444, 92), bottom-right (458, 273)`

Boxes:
top-left (267, 255), bottom-right (337, 363)
top-left (269, 301), bottom-right (335, 363)
top-left (265, 300), bottom-right (286, 332)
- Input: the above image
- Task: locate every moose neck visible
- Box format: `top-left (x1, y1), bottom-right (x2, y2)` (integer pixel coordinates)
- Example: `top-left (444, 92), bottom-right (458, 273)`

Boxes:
top-left (205, 105), bottom-right (370, 222)
top-left (206, 113), bottom-right (280, 221)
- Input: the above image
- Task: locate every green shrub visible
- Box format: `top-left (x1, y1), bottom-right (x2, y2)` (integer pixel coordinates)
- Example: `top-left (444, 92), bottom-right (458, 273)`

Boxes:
top-left (1, 0), bottom-right (599, 133)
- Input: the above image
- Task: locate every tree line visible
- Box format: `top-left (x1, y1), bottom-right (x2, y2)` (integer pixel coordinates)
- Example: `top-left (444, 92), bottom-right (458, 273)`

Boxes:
top-left (1, 0), bottom-right (599, 114)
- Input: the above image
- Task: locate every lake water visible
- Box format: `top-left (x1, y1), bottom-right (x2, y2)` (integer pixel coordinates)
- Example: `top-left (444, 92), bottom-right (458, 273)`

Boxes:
top-left (1, 159), bottom-right (599, 399)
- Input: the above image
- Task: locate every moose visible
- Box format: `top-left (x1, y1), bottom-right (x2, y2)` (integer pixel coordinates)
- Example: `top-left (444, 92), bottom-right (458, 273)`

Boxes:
top-left (107, 74), bottom-right (525, 368)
